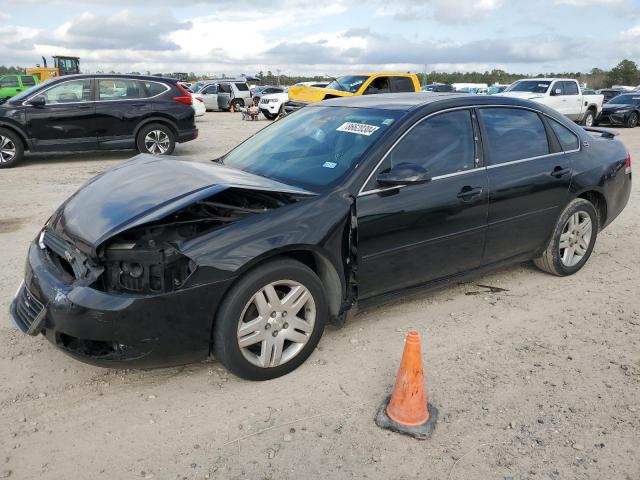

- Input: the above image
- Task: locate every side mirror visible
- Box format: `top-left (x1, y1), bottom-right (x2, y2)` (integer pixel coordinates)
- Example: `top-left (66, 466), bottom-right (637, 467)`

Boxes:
top-left (29, 96), bottom-right (46, 107)
top-left (551, 88), bottom-right (562, 96)
top-left (377, 162), bottom-right (431, 187)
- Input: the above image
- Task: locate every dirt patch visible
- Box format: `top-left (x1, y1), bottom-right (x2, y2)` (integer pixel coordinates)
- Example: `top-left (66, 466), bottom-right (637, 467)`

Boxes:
top-left (0, 217), bottom-right (24, 234)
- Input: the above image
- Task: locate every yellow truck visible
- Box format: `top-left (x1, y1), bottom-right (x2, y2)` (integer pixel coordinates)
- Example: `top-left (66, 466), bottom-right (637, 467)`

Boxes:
top-left (284, 72), bottom-right (420, 114)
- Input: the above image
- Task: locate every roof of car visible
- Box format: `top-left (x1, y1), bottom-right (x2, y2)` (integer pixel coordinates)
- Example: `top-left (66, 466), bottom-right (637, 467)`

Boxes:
top-left (46, 73), bottom-right (181, 82)
top-left (312, 92), bottom-right (551, 112)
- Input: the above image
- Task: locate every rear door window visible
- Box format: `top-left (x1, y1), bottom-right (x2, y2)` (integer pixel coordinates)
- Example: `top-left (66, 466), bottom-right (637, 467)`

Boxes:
top-left (478, 108), bottom-right (549, 164)
top-left (387, 109), bottom-right (476, 177)
top-left (549, 119), bottom-right (580, 151)
top-left (390, 77), bottom-right (415, 92)
top-left (21, 76), bottom-right (36, 87)
top-left (98, 79), bottom-right (142, 100)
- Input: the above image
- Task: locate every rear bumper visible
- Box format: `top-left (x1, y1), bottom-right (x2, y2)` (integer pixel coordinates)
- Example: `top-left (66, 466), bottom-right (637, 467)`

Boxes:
top-left (177, 127), bottom-right (198, 143)
top-left (9, 240), bottom-right (233, 368)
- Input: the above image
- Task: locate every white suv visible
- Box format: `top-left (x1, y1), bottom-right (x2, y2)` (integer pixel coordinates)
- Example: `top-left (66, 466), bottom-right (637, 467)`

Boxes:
top-left (258, 90), bottom-right (289, 120)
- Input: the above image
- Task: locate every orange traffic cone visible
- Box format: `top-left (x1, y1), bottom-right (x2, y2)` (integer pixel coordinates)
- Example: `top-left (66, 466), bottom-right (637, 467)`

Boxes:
top-left (375, 330), bottom-right (438, 439)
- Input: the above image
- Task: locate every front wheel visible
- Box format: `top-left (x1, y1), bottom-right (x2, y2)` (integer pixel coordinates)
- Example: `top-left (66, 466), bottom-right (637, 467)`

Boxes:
top-left (264, 111), bottom-right (278, 120)
top-left (0, 128), bottom-right (24, 169)
top-left (626, 112), bottom-right (638, 128)
top-left (213, 258), bottom-right (327, 380)
top-left (534, 198), bottom-right (598, 276)
top-left (136, 123), bottom-right (175, 155)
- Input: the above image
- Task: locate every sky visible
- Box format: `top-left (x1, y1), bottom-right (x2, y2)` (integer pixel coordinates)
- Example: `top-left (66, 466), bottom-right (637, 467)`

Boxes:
top-left (1, 0), bottom-right (639, 76)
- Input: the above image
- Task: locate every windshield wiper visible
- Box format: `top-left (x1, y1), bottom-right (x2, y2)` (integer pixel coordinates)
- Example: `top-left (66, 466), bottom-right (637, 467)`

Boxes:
top-left (326, 74), bottom-right (345, 91)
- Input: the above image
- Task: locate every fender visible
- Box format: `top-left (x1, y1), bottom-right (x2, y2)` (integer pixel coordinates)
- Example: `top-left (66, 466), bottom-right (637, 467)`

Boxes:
top-left (0, 119), bottom-right (32, 150)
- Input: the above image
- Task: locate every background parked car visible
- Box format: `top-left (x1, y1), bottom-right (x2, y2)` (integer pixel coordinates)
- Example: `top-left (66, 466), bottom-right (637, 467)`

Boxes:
top-left (597, 88), bottom-right (626, 103)
top-left (259, 90), bottom-right (289, 120)
top-left (488, 85), bottom-right (509, 95)
top-left (499, 78), bottom-right (603, 126)
top-left (284, 73), bottom-right (419, 114)
top-left (0, 74), bottom-right (197, 168)
top-left (199, 80), bottom-right (251, 111)
top-left (0, 74), bottom-right (40, 101)
top-left (250, 86), bottom-right (285, 103)
top-left (597, 93), bottom-right (640, 127)
top-left (421, 83), bottom-right (454, 92)
top-left (452, 83), bottom-right (488, 93)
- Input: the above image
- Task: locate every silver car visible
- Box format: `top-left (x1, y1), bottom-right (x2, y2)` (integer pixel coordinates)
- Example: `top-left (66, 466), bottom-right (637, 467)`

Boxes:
top-left (199, 81), bottom-right (252, 111)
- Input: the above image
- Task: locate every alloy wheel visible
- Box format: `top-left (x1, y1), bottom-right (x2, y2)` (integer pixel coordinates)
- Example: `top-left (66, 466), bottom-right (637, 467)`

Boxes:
top-left (144, 130), bottom-right (170, 154)
top-left (584, 113), bottom-right (594, 127)
top-left (237, 280), bottom-right (316, 368)
top-left (0, 135), bottom-right (17, 163)
top-left (559, 211), bottom-right (592, 267)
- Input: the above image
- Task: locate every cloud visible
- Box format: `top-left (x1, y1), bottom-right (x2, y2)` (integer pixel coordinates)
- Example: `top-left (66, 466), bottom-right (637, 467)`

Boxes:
top-left (375, 0), bottom-right (502, 23)
top-left (36, 10), bottom-right (192, 51)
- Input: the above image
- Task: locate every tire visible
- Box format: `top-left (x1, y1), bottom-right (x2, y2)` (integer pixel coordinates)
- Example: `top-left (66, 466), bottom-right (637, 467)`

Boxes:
top-left (213, 258), bottom-right (327, 381)
top-left (0, 127), bottom-right (24, 169)
top-left (625, 112), bottom-right (638, 128)
top-left (264, 112), bottom-right (277, 120)
top-left (229, 99), bottom-right (244, 112)
top-left (581, 110), bottom-right (595, 127)
top-left (534, 198), bottom-right (599, 276)
top-left (136, 123), bottom-right (175, 156)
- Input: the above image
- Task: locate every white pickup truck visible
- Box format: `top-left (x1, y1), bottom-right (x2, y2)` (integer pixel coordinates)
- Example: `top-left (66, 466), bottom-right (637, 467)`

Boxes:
top-left (499, 78), bottom-right (603, 127)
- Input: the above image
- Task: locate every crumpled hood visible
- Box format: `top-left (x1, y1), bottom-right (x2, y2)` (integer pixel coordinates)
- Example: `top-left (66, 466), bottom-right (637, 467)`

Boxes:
top-left (50, 154), bottom-right (314, 250)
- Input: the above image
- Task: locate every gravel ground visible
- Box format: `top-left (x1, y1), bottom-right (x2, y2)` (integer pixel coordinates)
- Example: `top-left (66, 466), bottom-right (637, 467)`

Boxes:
top-left (1, 112), bottom-right (639, 480)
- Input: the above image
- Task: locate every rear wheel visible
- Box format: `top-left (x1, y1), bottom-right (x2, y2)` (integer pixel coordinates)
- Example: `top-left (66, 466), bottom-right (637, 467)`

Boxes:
top-left (213, 258), bottom-right (327, 380)
top-left (136, 123), bottom-right (175, 155)
top-left (626, 112), bottom-right (638, 128)
top-left (229, 99), bottom-right (244, 112)
top-left (581, 110), bottom-right (595, 127)
top-left (0, 128), bottom-right (24, 169)
top-left (534, 198), bottom-right (598, 276)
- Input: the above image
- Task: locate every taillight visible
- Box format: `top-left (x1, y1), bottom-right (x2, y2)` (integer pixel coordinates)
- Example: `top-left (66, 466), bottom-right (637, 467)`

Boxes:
top-left (174, 83), bottom-right (192, 105)
top-left (625, 151), bottom-right (631, 175)
top-left (196, 97), bottom-right (204, 103)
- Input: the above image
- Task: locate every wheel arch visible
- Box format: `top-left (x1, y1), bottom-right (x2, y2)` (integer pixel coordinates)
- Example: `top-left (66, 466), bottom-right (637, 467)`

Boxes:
top-left (0, 122), bottom-right (30, 151)
top-left (575, 189), bottom-right (607, 229)
top-left (134, 116), bottom-right (179, 139)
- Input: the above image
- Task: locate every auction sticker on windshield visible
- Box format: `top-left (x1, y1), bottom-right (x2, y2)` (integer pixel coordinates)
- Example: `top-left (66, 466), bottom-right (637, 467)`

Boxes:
top-left (336, 122), bottom-right (380, 136)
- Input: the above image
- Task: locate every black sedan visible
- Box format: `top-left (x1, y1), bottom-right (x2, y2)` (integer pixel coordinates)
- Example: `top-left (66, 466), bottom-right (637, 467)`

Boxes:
top-left (597, 93), bottom-right (640, 128)
top-left (0, 74), bottom-right (198, 168)
top-left (10, 94), bottom-right (631, 380)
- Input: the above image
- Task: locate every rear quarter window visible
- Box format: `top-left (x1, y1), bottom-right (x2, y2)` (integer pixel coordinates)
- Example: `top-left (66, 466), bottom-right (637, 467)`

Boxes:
top-left (141, 81), bottom-right (169, 98)
top-left (234, 83), bottom-right (249, 91)
top-left (549, 119), bottom-right (580, 151)
top-left (479, 108), bottom-right (550, 164)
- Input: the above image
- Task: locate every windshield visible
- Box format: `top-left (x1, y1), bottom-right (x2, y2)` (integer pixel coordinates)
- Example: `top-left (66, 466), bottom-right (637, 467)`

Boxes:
top-left (325, 75), bottom-right (368, 93)
top-left (608, 94), bottom-right (640, 105)
top-left (504, 80), bottom-right (551, 94)
top-left (191, 82), bottom-right (205, 93)
top-left (223, 106), bottom-right (403, 192)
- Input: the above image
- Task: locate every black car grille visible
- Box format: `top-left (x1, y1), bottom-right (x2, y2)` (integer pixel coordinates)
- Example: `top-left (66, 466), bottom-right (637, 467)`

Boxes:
top-left (13, 284), bottom-right (46, 335)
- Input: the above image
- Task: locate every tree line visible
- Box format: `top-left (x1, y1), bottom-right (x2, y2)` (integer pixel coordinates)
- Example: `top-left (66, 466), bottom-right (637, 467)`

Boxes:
top-left (2, 59), bottom-right (638, 89)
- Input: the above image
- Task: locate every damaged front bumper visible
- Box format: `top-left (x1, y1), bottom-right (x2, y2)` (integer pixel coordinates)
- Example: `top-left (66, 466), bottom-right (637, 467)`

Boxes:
top-left (9, 240), bottom-right (234, 368)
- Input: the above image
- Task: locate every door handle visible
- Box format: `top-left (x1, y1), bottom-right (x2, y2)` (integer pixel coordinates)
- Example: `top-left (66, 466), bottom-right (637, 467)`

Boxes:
top-left (457, 186), bottom-right (483, 201)
top-left (131, 103), bottom-right (146, 107)
top-left (551, 166), bottom-right (571, 178)
top-left (76, 104), bottom-right (92, 109)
